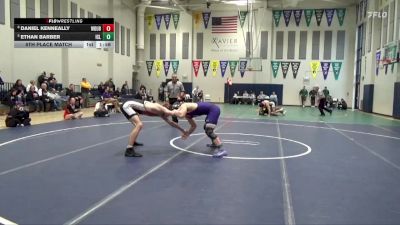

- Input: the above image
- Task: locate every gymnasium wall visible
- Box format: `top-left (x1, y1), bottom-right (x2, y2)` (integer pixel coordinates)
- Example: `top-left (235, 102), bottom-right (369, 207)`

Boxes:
top-left (138, 3), bottom-right (357, 105)
top-left (358, 0), bottom-right (400, 116)
top-left (0, 0), bottom-right (135, 88)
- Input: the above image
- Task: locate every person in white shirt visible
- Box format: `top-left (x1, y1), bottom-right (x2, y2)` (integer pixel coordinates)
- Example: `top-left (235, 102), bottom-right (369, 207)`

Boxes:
top-left (26, 80), bottom-right (38, 93)
top-left (270, 92), bottom-right (278, 105)
top-left (192, 86), bottom-right (199, 102)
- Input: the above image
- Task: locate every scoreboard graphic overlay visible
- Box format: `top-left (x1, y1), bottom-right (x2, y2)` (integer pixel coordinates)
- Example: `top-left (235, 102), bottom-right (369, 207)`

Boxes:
top-left (14, 18), bottom-right (114, 48)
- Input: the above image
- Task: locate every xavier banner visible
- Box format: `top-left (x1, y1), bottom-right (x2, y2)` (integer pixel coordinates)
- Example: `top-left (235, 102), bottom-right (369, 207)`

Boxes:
top-left (293, 10), bottom-right (302, 26)
top-left (273, 10), bottom-right (282, 27)
top-left (163, 61), bottom-right (170, 76)
top-left (239, 61), bottom-right (247, 77)
top-left (192, 60), bottom-right (201, 77)
top-left (155, 14), bottom-right (163, 30)
top-left (271, 61), bottom-right (280, 78)
top-left (281, 62), bottom-right (290, 79)
top-left (171, 60), bottom-right (179, 73)
top-left (211, 60), bottom-right (219, 77)
top-left (314, 9), bottom-right (324, 26)
top-left (332, 62), bottom-right (342, 80)
top-left (202, 12), bottom-right (211, 29)
top-left (321, 61), bottom-right (331, 80)
top-left (220, 60), bottom-right (228, 77)
top-left (202, 60), bottom-right (210, 77)
top-left (146, 61), bottom-right (154, 76)
top-left (283, 10), bottom-right (292, 26)
top-left (229, 61), bottom-right (238, 77)
top-left (304, 9), bottom-right (314, 27)
top-left (310, 61), bottom-right (320, 79)
top-left (291, 62), bottom-right (300, 79)
top-left (155, 60), bottom-right (162, 77)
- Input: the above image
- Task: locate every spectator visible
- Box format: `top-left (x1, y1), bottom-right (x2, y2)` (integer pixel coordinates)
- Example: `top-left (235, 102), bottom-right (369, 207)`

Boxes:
top-left (0, 71), bottom-right (4, 85)
top-left (47, 88), bottom-right (63, 110)
top-left (80, 78), bottom-right (92, 108)
top-left (37, 71), bottom-right (48, 85)
top-left (338, 98), bottom-right (348, 110)
top-left (323, 86), bottom-right (330, 97)
top-left (231, 91), bottom-right (240, 104)
top-left (26, 80), bottom-right (38, 93)
top-left (98, 82), bottom-right (105, 95)
top-left (121, 81), bottom-right (130, 95)
top-left (270, 92), bottom-right (278, 105)
top-left (242, 91), bottom-right (250, 104)
top-left (114, 87), bottom-right (121, 98)
top-left (192, 86), bottom-right (199, 102)
top-left (5, 106), bottom-right (31, 127)
top-left (299, 86), bottom-right (308, 107)
top-left (309, 88), bottom-right (317, 107)
top-left (257, 91), bottom-right (268, 104)
top-left (38, 83), bottom-right (54, 111)
top-left (64, 97), bottom-right (83, 120)
top-left (13, 79), bottom-right (26, 95)
top-left (250, 91), bottom-right (256, 105)
top-left (104, 78), bottom-right (115, 90)
top-left (26, 85), bottom-right (44, 112)
top-left (9, 89), bottom-right (25, 108)
top-left (48, 73), bottom-right (57, 89)
top-left (102, 86), bottom-right (121, 113)
top-left (94, 100), bottom-right (109, 117)
top-left (66, 84), bottom-right (83, 108)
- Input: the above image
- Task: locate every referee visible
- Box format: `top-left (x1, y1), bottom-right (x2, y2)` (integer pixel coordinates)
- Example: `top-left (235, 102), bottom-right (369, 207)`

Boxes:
top-left (165, 74), bottom-right (185, 122)
top-left (314, 85), bottom-right (332, 116)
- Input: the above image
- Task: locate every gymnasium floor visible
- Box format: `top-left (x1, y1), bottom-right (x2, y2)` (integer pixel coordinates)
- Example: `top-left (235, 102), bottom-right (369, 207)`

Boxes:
top-left (1, 104), bottom-right (400, 225)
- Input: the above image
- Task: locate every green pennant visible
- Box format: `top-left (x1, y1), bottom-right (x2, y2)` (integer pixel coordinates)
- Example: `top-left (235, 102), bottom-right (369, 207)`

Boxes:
top-left (172, 13), bottom-right (180, 29)
top-left (336, 8), bottom-right (346, 26)
top-left (271, 61), bottom-right (280, 78)
top-left (229, 61), bottom-right (238, 77)
top-left (304, 9), bottom-right (314, 27)
top-left (332, 62), bottom-right (342, 80)
top-left (171, 60), bottom-right (179, 73)
top-left (239, 11), bottom-right (247, 28)
top-left (272, 10), bottom-right (282, 27)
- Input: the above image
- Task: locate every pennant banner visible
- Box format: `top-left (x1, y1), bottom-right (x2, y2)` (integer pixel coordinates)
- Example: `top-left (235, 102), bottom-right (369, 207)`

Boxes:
top-left (239, 61), bottom-right (247, 77)
top-left (293, 10), bottom-right (302, 26)
top-left (314, 9), bottom-right (324, 26)
top-left (336, 8), bottom-right (346, 26)
top-left (211, 60), bottom-right (219, 77)
top-left (376, 51), bottom-right (381, 76)
top-left (271, 61), bottom-right (280, 78)
top-left (171, 60), bottom-right (179, 73)
top-left (202, 12), bottom-right (211, 29)
top-left (325, 9), bottom-right (335, 26)
top-left (155, 60), bottom-right (162, 77)
top-left (220, 60), bottom-right (228, 77)
top-left (239, 11), bottom-right (247, 28)
top-left (283, 10), bottom-right (292, 26)
top-left (146, 61), bottom-right (154, 76)
top-left (332, 62), bottom-right (342, 80)
top-left (291, 62), bottom-right (300, 79)
top-left (155, 14), bottom-right (163, 30)
top-left (321, 61), bottom-right (331, 80)
top-left (281, 62), bottom-right (290, 79)
top-left (202, 60), bottom-right (210, 77)
top-left (146, 15), bottom-right (154, 30)
top-left (163, 60), bottom-right (170, 76)
top-left (164, 14), bottom-right (171, 29)
top-left (194, 12), bottom-right (201, 29)
top-left (310, 61), bottom-right (320, 79)
top-left (192, 60), bottom-right (201, 77)
top-left (273, 10), bottom-right (282, 27)
top-left (304, 9), bottom-right (314, 27)
top-left (172, 13), bottom-right (180, 29)
top-left (229, 61), bottom-right (238, 77)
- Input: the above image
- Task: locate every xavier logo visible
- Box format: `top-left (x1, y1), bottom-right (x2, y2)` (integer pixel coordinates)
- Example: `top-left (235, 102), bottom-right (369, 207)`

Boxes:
top-left (211, 37), bottom-right (238, 49)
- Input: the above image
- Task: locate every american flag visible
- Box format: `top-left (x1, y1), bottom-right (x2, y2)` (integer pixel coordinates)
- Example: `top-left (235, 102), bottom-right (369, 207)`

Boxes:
top-left (211, 16), bottom-right (237, 34)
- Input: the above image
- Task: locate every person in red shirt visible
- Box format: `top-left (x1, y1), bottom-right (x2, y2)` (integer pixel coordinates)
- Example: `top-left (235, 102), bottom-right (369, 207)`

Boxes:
top-left (64, 98), bottom-right (83, 120)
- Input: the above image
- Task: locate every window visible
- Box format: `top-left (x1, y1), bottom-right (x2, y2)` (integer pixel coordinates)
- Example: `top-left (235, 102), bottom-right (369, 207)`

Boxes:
top-left (170, 33), bottom-right (176, 59)
top-left (336, 30), bottom-right (345, 60)
top-left (26, 0), bottom-right (35, 18)
top-left (80, 8), bottom-right (85, 18)
top-left (150, 33), bottom-right (156, 59)
top-left (362, 22), bottom-right (366, 56)
top-left (312, 31), bottom-right (320, 60)
top-left (70, 2), bottom-right (77, 18)
top-left (324, 31), bottom-right (332, 60)
top-left (10, 0), bottom-right (20, 28)
top-left (260, 31), bottom-right (268, 59)
top-left (275, 31), bottom-right (283, 59)
top-left (196, 33), bottom-right (203, 59)
top-left (121, 26), bottom-right (125, 55)
top-left (368, 17), bottom-right (372, 52)
top-left (375, 16), bottom-right (382, 49)
top-left (115, 21), bottom-right (120, 53)
top-left (381, 6), bottom-right (388, 46)
top-left (88, 11), bottom-right (93, 18)
top-left (182, 32), bottom-right (189, 59)
top-left (127, 28), bottom-right (130, 57)
top-left (0, 0), bottom-right (4, 24)
top-left (299, 31), bottom-right (307, 59)
top-left (388, 1), bottom-right (395, 42)
top-left (160, 33), bottom-right (166, 59)
top-left (53, 0), bottom-right (60, 17)
top-left (40, 0), bottom-right (48, 18)
top-left (287, 31), bottom-right (295, 59)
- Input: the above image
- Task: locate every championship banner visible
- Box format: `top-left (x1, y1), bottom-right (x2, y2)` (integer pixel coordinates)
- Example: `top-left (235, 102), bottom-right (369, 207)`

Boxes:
top-left (281, 62), bottom-right (290, 79)
top-left (202, 60), bottom-right (210, 77)
top-left (163, 60), bottom-right (170, 76)
top-left (310, 61), bottom-right (320, 79)
top-left (376, 51), bottom-right (381, 76)
top-left (155, 14), bottom-right (163, 30)
top-left (202, 12), bottom-right (211, 29)
top-left (146, 15), bottom-right (154, 30)
top-left (220, 60), bottom-right (228, 77)
top-left (164, 14), bottom-right (171, 29)
top-left (171, 60), bottom-right (179, 73)
top-left (239, 60), bottom-right (247, 77)
top-left (304, 9), bottom-right (314, 27)
top-left (211, 60), bottom-right (219, 77)
top-left (273, 10), bottom-right (282, 27)
top-left (325, 9), bottom-right (335, 26)
top-left (283, 10), bottom-right (292, 26)
top-left (271, 61), bottom-right (280, 78)
top-left (293, 10), bottom-right (302, 26)
top-left (291, 61), bottom-right (300, 79)
top-left (172, 13), bottom-right (180, 29)
top-left (332, 62), bottom-right (342, 80)
top-left (336, 8), bottom-right (346, 26)
top-left (192, 60), bottom-right (201, 77)
top-left (146, 61), bottom-right (154, 76)
top-left (155, 60), bottom-right (162, 77)
top-left (314, 9), bottom-right (324, 26)
top-left (239, 11), bottom-right (247, 28)
top-left (321, 61), bottom-right (331, 80)
top-left (229, 61), bottom-right (238, 77)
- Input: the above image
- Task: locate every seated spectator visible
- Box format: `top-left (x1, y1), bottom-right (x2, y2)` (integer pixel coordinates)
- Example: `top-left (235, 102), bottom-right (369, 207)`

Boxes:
top-left (104, 78), bottom-right (115, 90)
top-left (98, 82), bottom-right (105, 95)
top-left (242, 91), bottom-right (251, 104)
top-left (47, 88), bottom-right (64, 110)
top-left (66, 84), bottom-right (83, 108)
top-left (257, 91), bottom-right (268, 104)
top-left (64, 98), bottom-right (83, 120)
top-left (26, 80), bottom-right (38, 93)
top-left (338, 98), bottom-right (348, 110)
top-left (231, 91), bottom-right (240, 104)
top-left (250, 92), bottom-right (256, 105)
top-left (121, 81), bottom-right (130, 95)
top-left (114, 87), bottom-right (121, 98)
top-left (38, 83), bottom-right (54, 111)
top-left (94, 100), bottom-right (110, 117)
top-left (26, 85), bottom-right (44, 112)
top-left (326, 95), bottom-right (334, 108)
top-left (102, 86), bottom-right (121, 113)
top-left (5, 106), bottom-right (31, 127)
top-left (13, 79), bottom-right (26, 95)
top-left (270, 92), bottom-right (278, 105)
top-left (9, 89), bottom-right (26, 108)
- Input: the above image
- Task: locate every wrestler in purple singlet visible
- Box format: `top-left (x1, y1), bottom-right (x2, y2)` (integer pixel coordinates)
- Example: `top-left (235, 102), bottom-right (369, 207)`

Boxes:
top-left (186, 102), bottom-right (220, 124)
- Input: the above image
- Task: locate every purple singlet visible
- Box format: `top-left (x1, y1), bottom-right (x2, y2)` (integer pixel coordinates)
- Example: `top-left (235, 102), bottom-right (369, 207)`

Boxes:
top-left (187, 102), bottom-right (220, 124)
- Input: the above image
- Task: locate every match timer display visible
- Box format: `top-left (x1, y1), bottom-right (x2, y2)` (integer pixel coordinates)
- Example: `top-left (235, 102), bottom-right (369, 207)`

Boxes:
top-left (14, 18), bottom-right (115, 48)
